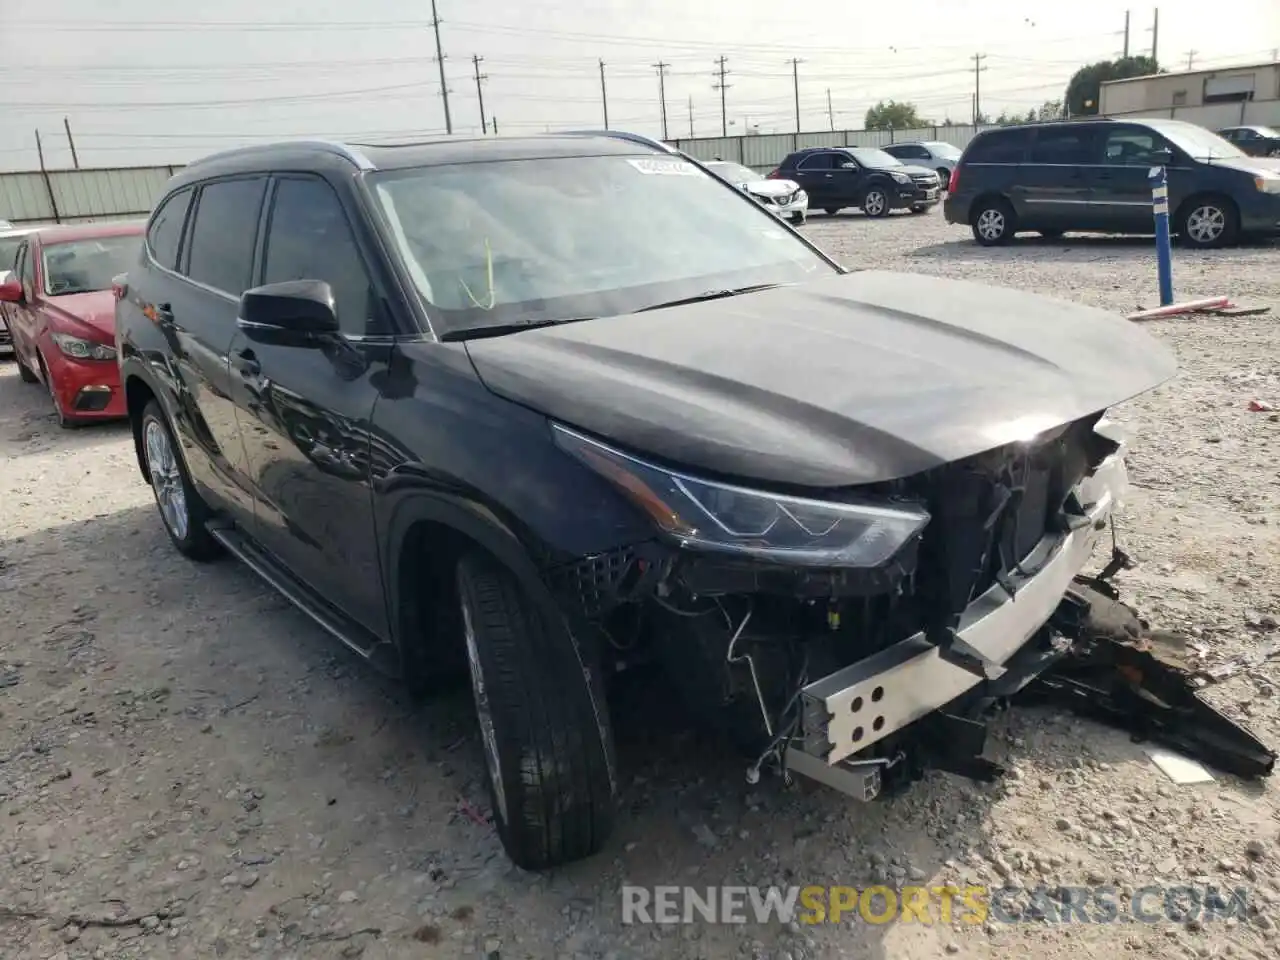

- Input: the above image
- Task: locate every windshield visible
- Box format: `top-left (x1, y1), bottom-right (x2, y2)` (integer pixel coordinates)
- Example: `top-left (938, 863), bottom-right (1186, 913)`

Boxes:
top-left (1253, 126), bottom-right (1280, 138)
top-left (849, 148), bottom-right (902, 168)
top-left (0, 236), bottom-right (24, 271)
top-left (41, 235), bottom-right (142, 296)
top-left (367, 154), bottom-right (836, 336)
top-left (706, 161), bottom-right (763, 183)
top-left (1155, 123), bottom-right (1247, 160)
top-left (924, 142), bottom-right (963, 160)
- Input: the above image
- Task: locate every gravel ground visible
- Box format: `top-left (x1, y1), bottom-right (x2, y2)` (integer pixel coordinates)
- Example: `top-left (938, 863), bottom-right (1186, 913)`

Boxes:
top-left (2, 209), bottom-right (1279, 960)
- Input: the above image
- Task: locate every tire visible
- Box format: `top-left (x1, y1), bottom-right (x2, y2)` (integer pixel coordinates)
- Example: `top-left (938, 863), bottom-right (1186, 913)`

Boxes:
top-left (824, 207), bottom-right (841, 216)
top-left (910, 205), bottom-right (928, 214)
top-left (37, 353), bottom-right (75, 429)
top-left (139, 400), bottom-right (222, 561)
top-left (861, 187), bottom-right (891, 219)
top-left (789, 212), bottom-right (806, 226)
top-left (971, 197), bottom-right (1016, 246)
top-left (1178, 196), bottom-right (1239, 249)
top-left (936, 168), bottom-right (951, 189)
top-left (456, 552), bottom-right (616, 870)
top-left (16, 351), bottom-right (38, 383)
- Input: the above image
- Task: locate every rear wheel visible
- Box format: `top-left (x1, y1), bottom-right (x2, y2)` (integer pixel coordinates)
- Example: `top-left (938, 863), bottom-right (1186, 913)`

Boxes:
top-left (456, 552), bottom-right (616, 870)
top-left (971, 197), bottom-right (1016, 245)
top-left (140, 400), bottom-right (222, 561)
top-left (1178, 196), bottom-right (1239, 249)
top-left (909, 204), bottom-right (929, 214)
top-left (861, 187), bottom-right (890, 218)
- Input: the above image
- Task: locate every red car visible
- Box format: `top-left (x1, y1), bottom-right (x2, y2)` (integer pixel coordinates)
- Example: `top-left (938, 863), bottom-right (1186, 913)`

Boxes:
top-left (0, 222), bottom-right (143, 426)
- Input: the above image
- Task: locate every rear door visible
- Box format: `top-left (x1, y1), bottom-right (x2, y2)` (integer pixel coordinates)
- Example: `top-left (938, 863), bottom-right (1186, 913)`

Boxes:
top-left (1018, 126), bottom-right (1100, 229)
top-left (1093, 125), bottom-right (1174, 232)
top-left (791, 152), bottom-right (840, 208)
top-left (228, 173), bottom-right (389, 640)
top-left (146, 178), bottom-right (264, 528)
top-left (8, 240), bottom-right (39, 369)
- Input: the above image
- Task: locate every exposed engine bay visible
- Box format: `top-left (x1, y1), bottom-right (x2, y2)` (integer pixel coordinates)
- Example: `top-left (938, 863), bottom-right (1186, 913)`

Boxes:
top-left (549, 410), bottom-right (1276, 798)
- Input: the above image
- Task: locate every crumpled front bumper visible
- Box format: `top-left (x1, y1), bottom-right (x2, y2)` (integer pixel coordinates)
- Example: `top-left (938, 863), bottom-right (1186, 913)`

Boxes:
top-left (796, 436), bottom-right (1129, 767)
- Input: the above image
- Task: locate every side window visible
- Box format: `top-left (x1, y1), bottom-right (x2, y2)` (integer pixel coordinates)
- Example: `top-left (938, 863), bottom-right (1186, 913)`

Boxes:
top-left (903, 145), bottom-right (929, 159)
top-left (1101, 128), bottom-right (1165, 166)
top-left (1028, 129), bottom-right (1093, 165)
top-left (1237, 129), bottom-right (1257, 140)
top-left (965, 132), bottom-right (1026, 163)
top-left (262, 177), bottom-right (377, 336)
top-left (798, 152), bottom-right (836, 171)
top-left (146, 187), bottom-right (193, 271)
top-left (186, 177), bottom-right (267, 296)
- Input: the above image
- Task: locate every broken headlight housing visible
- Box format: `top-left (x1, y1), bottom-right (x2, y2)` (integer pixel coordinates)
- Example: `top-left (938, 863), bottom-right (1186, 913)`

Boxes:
top-left (553, 424), bottom-right (929, 568)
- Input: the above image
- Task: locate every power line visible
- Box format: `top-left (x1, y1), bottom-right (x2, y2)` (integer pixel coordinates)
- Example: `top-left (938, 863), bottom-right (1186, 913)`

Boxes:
top-left (713, 56), bottom-right (731, 137)
top-left (652, 61), bottom-right (670, 140)
top-left (429, 0), bottom-right (452, 135)
top-left (472, 55), bottom-right (488, 134)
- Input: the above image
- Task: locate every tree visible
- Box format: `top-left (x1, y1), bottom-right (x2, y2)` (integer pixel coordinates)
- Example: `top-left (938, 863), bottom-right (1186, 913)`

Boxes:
top-left (1065, 56), bottom-right (1159, 116)
top-left (865, 100), bottom-right (924, 131)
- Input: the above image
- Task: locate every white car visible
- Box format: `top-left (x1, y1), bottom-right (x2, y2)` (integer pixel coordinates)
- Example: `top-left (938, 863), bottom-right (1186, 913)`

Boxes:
top-left (882, 141), bottom-right (964, 190)
top-left (704, 160), bottom-right (809, 225)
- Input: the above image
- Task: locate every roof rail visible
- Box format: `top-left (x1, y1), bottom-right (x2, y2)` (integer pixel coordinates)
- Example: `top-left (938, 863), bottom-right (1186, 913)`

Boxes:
top-left (555, 129), bottom-right (678, 153)
top-left (186, 139), bottom-right (374, 171)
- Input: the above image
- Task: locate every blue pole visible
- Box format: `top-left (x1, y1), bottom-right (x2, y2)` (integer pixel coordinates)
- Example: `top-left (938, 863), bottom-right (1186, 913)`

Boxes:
top-left (1149, 165), bottom-right (1174, 306)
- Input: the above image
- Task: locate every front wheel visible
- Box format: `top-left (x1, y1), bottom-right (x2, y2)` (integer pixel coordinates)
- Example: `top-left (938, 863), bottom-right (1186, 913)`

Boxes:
top-left (15, 350), bottom-right (38, 383)
top-left (789, 212), bottom-right (806, 226)
top-left (909, 205), bottom-right (929, 214)
top-left (861, 188), bottom-right (890, 218)
top-left (456, 552), bottom-right (617, 870)
top-left (140, 401), bottom-right (222, 561)
top-left (971, 198), bottom-right (1015, 245)
top-left (1178, 198), bottom-right (1239, 249)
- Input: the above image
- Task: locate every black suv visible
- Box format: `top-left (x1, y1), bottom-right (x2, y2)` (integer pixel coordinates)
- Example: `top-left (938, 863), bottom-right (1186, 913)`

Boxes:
top-left (116, 131), bottom-right (1174, 870)
top-left (771, 146), bottom-right (941, 217)
top-left (944, 117), bottom-right (1280, 247)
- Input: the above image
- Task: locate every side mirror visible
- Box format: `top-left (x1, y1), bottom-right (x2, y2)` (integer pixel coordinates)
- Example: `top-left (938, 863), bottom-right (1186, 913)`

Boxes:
top-left (239, 279), bottom-right (339, 337)
top-left (0, 278), bottom-right (23, 303)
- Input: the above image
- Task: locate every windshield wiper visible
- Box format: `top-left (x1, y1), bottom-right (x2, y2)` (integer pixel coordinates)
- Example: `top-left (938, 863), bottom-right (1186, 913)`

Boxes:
top-left (441, 317), bottom-right (593, 342)
top-left (635, 282), bottom-right (784, 313)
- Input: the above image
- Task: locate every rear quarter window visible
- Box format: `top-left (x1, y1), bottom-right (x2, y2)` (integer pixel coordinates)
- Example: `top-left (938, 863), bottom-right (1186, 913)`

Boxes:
top-left (146, 187), bottom-right (193, 271)
top-left (963, 131), bottom-right (1028, 164)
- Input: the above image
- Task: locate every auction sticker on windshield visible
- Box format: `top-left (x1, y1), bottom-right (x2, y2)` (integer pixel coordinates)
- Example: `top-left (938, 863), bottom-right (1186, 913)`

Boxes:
top-left (626, 157), bottom-right (701, 176)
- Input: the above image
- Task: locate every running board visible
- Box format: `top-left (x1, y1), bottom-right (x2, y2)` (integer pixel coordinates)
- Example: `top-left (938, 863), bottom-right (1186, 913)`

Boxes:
top-left (206, 522), bottom-right (397, 674)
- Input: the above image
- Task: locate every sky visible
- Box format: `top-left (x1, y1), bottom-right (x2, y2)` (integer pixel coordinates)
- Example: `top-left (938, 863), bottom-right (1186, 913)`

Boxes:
top-left (0, 0), bottom-right (1277, 172)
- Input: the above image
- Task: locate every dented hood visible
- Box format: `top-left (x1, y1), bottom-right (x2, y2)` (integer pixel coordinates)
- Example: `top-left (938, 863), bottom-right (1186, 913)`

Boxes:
top-left (464, 271), bottom-right (1177, 488)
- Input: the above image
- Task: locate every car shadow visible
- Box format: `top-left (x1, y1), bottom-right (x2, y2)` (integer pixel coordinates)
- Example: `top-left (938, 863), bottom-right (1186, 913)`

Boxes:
top-left (912, 232), bottom-right (1280, 263)
top-left (4, 493), bottom-right (1257, 955)
top-left (0, 359), bottom-right (132, 460)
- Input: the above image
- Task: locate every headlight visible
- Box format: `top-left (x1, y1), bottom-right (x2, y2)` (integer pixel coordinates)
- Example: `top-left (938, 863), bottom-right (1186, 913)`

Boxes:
top-left (1255, 175), bottom-right (1280, 194)
top-left (553, 424), bottom-right (930, 568)
top-left (891, 172), bottom-right (911, 184)
top-left (50, 331), bottom-right (115, 360)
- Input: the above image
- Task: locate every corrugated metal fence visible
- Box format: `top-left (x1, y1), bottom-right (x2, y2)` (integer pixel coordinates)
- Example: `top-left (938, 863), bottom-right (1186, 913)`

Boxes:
top-left (0, 165), bottom-right (182, 226)
top-left (0, 124), bottom-right (998, 223)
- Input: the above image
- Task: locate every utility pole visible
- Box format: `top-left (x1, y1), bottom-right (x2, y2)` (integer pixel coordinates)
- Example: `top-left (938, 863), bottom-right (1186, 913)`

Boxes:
top-left (1185, 50), bottom-right (1197, 70)
top-left (826, 88), bottom-right (834, 131)
top-left (1123, 9), bottom-right (1130, 57)
top-left (599, 59), bottom-right (609, 129)
top-left (713, 56), bottom-right (731, 137)
top-left (35, 129), bottom-right (46, 171)
top-left (788, 57), bottom-right (803, 133)
top-left (652, 61), bottom-right (670, 140)
top-left (63, 117), bottom-right (79, 169)
top-left (971, 53), bottom-right (987, 125)
top-left (687, 95), bottom-right (694, 137)
top-left (472, 55), bottom-right (488, 135)
top-left (1149, 7), bottom-right (1160, 62)
top-left (429, 0), bottom-right (452, 134)
top-left (491, 117), bottom-right (498, 135)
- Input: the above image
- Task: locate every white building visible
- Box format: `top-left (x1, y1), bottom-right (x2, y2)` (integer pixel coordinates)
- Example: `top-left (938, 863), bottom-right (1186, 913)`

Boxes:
top-left (1099, 60), bottom-right (1280, 129)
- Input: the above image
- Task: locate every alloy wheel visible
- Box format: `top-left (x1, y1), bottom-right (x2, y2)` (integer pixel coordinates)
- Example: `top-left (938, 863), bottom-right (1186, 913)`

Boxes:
top-left (864, 191), bottom-right (887, 217)
top-left (461, 594), bottom-right (507, 822)
top-left (976, 208), bottom-right (1006, 241)
top-left (144, 418), bottom-right (189, 541)
top-left (1186, 205), bottom-right (1226, 244)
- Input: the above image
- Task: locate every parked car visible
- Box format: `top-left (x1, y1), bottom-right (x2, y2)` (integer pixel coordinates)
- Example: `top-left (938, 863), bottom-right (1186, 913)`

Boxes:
top-left (770, 146), bottom-right (941, 217)
top-left (117, 132), bottom-right (1173, 870)
top-left (882, 140), bottom-right (964, 188)
top-left (945, 118), bottom-right (1280, 248)
top-left (0, 225), bottom-right (38, 355)
top-left (704, 160), bottom-right (808, 224)
top-left (0, 221), bottom-right (144, 424)
top-left (1216, 125), bottom-right (1280, 158)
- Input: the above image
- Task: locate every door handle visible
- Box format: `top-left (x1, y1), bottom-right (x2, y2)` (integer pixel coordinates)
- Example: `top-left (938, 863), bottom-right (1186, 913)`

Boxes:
top-left (824, 173), bottom-right (834, 178)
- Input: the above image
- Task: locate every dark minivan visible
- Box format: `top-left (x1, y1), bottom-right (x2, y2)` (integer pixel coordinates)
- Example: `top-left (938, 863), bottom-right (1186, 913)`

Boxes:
top-left (944, 117), bottom-right (1280, 247)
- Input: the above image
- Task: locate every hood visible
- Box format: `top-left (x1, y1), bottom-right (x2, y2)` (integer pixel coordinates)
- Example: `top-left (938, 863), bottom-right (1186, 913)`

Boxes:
top-left (46, 290), bottom-right (116, 341)
top-left (1204, 155), bottom-right (1280, 176)
top-left (898, 164), bottom-right (939, 178)
top-left (744, 179), bottom-right (801, 198)
top-left (464, 271), bottom-right (1177, 490)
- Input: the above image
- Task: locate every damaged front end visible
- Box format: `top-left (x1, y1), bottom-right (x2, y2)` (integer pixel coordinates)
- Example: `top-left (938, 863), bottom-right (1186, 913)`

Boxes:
top-left (546, 414), bottom-right (1276, 799)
